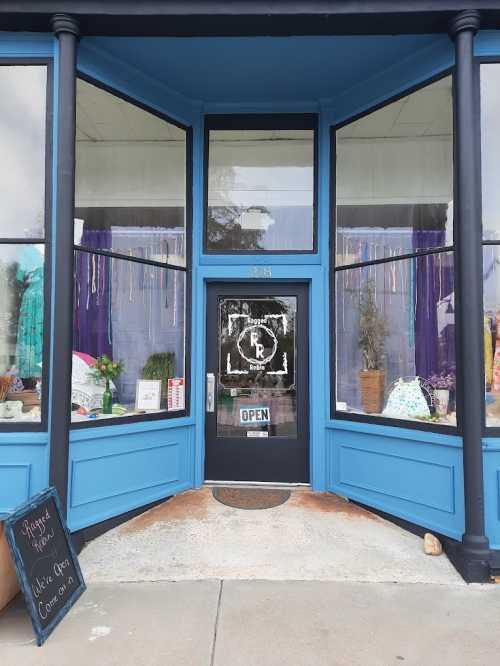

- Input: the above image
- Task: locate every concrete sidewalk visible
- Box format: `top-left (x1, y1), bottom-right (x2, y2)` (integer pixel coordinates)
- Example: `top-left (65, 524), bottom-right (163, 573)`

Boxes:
top-left (1, 580), bottom-right (500, 666)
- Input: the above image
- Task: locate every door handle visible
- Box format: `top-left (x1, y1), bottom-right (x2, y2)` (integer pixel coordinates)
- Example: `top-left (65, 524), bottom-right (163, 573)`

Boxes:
top-left (206, 373), bottom-right (215, 412)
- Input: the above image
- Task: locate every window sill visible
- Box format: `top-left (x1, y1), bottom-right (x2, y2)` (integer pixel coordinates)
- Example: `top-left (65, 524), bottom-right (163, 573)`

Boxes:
top-left (327, 413), bottom-right (461, 445)
top-left (70, 411), bottom-right (193, 439)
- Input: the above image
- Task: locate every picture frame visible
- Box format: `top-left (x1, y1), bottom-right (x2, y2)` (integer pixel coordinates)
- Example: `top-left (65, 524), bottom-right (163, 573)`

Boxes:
top-left (135, 379), bottom-right (162, 411)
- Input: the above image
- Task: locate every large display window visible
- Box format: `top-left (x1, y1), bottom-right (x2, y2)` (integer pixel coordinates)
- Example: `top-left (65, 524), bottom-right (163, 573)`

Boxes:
top-left (0, 63), bottom-right (51, 426)
top-left (72, 78), bottom-right (190, 425)
top-left (333, 74), bottom-right (457, 429)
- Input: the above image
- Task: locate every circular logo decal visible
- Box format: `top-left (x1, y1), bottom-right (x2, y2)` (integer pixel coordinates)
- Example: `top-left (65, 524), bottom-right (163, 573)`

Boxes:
top-left (236, 324), bottom-right (277, 365)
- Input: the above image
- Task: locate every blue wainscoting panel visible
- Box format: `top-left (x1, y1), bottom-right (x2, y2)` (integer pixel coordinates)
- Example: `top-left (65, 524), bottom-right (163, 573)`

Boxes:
top-left (67, 421), bottom-right (195, 531)
top-left (483, 439), bottom-right (500, 551)
top-left (327, 421), bottom-right (464, 540)
top-left (0, 433), bottom-right (50, 518)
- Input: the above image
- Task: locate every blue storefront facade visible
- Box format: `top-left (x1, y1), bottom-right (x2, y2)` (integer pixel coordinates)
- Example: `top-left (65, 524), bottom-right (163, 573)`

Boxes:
top-left (1, 2), bottom-right (500, 582)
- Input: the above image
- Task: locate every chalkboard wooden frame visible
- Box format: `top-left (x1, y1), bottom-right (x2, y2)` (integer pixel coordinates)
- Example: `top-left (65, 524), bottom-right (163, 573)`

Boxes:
top-left (4, 487), bottom-right (86, 646)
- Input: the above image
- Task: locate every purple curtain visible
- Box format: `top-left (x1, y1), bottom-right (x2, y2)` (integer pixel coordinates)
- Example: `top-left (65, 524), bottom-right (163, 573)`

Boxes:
top-left (73, 229), bottom-right (113, 359)
top-left (413, 229), bottom-right (454, 378)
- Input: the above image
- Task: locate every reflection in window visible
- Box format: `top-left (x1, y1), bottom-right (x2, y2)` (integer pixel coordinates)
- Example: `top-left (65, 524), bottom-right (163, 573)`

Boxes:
top-left (207, 128), bottom-right (314, 252)
top-left (72, 254), bottom-right (185, 422)
top-left (335, 76), bottom-right (456, 427)
top-left (481, 64), bottom-right (500, 242)
top-left (0, 66), bottom-right (47, 239)
top-left (336, 76), bottom-right (453, 266)
top-left (75, 79), bottom-right (186, 267)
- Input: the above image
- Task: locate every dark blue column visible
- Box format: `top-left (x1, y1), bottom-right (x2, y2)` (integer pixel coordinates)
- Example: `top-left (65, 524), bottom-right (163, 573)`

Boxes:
top-left (49, 14), bottom-right (79, 515)
top-left (449, 9), bottom-right (490, 582)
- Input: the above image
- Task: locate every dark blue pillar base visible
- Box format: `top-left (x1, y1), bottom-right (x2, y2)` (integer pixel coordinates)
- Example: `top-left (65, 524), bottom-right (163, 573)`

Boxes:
top-left (445, 535), bottom-right (491, 583)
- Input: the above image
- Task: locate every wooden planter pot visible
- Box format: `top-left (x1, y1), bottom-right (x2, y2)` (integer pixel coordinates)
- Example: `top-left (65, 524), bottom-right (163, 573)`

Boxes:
top-left (359, 370), bottom-right (385, 414)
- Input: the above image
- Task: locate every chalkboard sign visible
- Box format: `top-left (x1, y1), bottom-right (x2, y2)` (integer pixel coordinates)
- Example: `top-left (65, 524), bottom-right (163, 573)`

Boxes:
top-left (5, 487), bottom-right (86, 646)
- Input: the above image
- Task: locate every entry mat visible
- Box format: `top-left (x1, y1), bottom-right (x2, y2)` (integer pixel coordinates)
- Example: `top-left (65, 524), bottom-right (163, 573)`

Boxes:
top-left (212, 487), bottom-right (291, 510)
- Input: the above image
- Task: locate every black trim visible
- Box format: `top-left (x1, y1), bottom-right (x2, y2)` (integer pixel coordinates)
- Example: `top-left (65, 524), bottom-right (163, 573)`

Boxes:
top-left (0, 2), bottom-right (500, 36)
top-left (71, 495), bottom-right (171, 554)
top-left (49, 14), bottom-right (79, 514)
top-left (203, 113), bottom-right (318, 256)
top-left (74, 245), bottom-right (187, 273)
top-left (0, 58), bottom-right (53, 434)
top-left (450, 9), bottom-right (490, 583)
top-left (70, 72), bottom-right (193, 430)
top-left (335, 245), bottom-right (455, 272)
top-left (329, 68), bottom-right (459, 435)
top-left (205, 281), bottom-right (310, 483)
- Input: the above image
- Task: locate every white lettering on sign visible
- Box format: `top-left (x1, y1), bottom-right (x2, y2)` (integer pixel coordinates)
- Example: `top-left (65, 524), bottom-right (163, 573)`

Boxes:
top-left (240, 406), bottom-right (271, 425)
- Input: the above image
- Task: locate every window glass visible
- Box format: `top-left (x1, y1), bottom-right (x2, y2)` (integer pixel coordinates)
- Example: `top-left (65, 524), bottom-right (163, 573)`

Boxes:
top-left (0, 245), bottom-right (44, 423)
top-left (336, 76), bottom-right (453, 266)
top-left (207, 129), bottom-right (314, 252)
top-left (483, 246), bottom-right (500, 426)
top-left (75, 79), bottom-right (186, 267)
top-left (0, 66), bottom-right (47, 239)
top-left (72, 253), bottom-right (185, 422)
top-left (217, 297), bottom-right (297, 438)
top-left (336, 253), bottom-right (456, 426)
top-left (481, 64), bottom-right (500, 241)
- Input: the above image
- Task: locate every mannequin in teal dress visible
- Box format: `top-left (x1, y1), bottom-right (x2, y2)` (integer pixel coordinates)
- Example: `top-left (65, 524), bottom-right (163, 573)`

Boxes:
top-left (15, 246), bottom-right (44, 380)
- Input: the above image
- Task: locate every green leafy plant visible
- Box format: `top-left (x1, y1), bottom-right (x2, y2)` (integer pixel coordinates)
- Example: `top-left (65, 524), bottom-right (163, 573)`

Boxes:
top-left (142, 352), bottom-right (175, 398)
top-left (357, 280), bottom-right (388, 371)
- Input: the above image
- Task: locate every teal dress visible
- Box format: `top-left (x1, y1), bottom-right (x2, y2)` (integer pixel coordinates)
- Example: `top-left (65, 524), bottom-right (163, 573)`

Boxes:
top-left (16, 246), bottom-right (44, 378)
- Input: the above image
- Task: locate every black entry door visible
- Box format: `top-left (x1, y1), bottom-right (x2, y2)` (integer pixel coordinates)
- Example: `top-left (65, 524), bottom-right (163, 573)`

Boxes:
top-left (205, 283), bottom-right (309, 483)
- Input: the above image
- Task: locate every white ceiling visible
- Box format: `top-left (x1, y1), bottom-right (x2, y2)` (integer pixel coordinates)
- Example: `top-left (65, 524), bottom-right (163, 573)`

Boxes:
top-left (76, 75), bottom-right (453, 144)
top-left (76, 79), bottom-right (185, 142)
top-left (339, 76), bottom-right (453, 140)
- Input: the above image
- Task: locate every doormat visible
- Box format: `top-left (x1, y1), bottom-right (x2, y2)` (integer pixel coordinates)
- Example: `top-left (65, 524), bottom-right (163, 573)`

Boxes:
top-left (212, 487), bottom-right (291, 510)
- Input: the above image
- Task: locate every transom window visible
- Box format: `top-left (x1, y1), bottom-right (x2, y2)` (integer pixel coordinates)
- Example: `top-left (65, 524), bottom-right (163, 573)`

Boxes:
top-left (205, 115), bottom-right (317, 254)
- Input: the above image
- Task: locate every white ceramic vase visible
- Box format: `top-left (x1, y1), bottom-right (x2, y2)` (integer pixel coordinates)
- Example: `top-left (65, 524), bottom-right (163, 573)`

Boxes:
top-left (434, 389), bottom-right (450, 416)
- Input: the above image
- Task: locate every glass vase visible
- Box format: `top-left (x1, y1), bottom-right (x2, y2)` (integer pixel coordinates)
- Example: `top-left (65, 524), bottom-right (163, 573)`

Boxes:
top-left (102, 379), bottom-right (112, 414)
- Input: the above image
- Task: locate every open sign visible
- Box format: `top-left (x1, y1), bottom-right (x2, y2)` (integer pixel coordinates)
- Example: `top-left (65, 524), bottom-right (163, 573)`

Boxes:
top-left (240, 406), bottom-right (271, 425)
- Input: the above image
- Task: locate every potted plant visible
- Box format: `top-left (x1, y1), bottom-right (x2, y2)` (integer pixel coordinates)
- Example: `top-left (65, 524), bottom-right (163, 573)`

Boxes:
top-left (142, 352), bottom-right (175, 403)
top-left (428, 371), bottom-right (455, 416)
top-left (92, 355), bottom-right (124, 414)
top-left (357, 280), bottom-right (388, 413)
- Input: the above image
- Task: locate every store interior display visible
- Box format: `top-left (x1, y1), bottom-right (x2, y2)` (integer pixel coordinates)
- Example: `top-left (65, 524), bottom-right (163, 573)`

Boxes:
top-left (71, 78), bottom-right (186, 423)
top-left (0, 245), bottom-right (45, 422)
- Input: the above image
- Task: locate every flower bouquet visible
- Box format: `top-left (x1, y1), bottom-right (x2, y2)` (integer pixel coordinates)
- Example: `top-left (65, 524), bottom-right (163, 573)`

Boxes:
top-left (428, 371), bottom-right (455, 416)
top-left (92, 355), bottom-right (124, 414)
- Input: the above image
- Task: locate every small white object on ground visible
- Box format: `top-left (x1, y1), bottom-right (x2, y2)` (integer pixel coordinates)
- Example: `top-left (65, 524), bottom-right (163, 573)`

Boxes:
top-left (423, 532), bottom-right (443, 556)
top-left (89, 626), bottom-right (111, 642)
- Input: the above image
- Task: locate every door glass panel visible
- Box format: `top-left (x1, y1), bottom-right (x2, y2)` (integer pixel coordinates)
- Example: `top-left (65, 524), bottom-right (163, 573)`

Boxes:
top-left (217, 297), bottom-right (297, 438)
